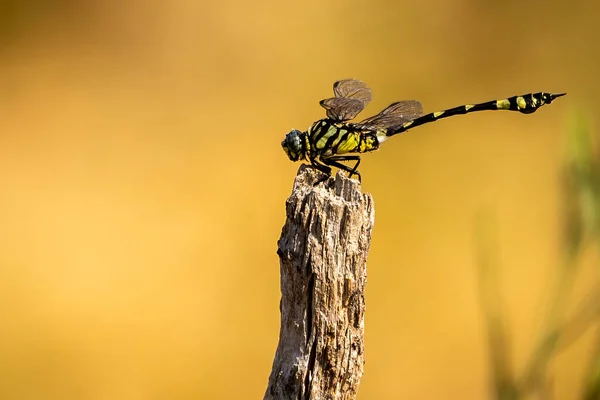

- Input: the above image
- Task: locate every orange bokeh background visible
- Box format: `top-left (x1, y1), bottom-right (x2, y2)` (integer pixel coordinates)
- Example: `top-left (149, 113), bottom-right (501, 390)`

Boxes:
top-left (0, 1), bottom-right (598, 398)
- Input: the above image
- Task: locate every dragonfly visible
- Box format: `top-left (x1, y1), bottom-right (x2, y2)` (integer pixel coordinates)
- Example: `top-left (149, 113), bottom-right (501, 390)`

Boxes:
top-left (281, 79), bottom-right (566, 181)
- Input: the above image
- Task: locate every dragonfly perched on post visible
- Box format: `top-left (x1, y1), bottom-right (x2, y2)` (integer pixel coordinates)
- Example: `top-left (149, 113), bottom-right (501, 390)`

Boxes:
top-left (281, 79), bottom-right (565, 181)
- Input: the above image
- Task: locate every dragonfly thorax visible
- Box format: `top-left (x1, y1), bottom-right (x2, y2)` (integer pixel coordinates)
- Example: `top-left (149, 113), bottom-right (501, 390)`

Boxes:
top-left (281, 129), bottom-right (306, 161)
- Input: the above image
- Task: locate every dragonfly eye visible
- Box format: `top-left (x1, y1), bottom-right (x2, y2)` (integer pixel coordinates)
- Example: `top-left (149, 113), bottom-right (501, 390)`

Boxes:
top-left (282, 129), bottom-right (304, 161)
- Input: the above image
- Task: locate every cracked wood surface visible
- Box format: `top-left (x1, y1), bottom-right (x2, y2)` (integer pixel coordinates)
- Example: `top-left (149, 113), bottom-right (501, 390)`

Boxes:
top-left (265, 165), bottom-right (374, 400)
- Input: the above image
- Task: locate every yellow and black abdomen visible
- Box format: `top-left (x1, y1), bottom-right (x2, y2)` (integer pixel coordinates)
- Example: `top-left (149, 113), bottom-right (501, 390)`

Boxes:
top-left (308, 119), bottom-right (380, 157)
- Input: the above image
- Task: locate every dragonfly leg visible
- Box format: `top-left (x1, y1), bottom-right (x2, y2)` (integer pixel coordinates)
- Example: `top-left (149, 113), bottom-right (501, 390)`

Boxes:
top-left (309, 157), bottom-right (332, 175)
top-left (321, 155), bottom-right (362, 182)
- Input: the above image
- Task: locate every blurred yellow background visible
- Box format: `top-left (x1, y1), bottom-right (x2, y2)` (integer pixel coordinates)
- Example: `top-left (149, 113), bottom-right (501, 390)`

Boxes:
top-left (0, 0), bottom-right (598, 398)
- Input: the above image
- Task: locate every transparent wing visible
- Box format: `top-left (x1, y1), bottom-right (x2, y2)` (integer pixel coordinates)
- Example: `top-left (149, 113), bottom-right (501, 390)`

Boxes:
top-left (332, 79), bottom-right (372, 103)
top-left (319, 98), bottom-right (367, 122)
top-left (356, 100), bottom-right (424, 130)
top-left (319, 79), bottom-right (373, 121)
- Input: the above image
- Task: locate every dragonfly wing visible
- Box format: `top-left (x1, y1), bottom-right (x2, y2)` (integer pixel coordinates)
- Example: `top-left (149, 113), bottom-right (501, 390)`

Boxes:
top-left (357, 100), bottom-right (424, 130)
top-left (320, 98), bottom-right (366, 121)
top-left (319, 79), bottom-right (373, 121)
top-left (332, 79), bottom-right (373, 104)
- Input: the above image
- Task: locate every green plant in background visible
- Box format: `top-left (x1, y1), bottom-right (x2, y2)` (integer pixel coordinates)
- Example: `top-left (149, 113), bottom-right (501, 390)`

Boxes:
top-left (477, 113), bottom-right (600, 399)
top-left (566, 113), bottom-right (600, 400)
top-left (476, 215), bottom-right (518, 400)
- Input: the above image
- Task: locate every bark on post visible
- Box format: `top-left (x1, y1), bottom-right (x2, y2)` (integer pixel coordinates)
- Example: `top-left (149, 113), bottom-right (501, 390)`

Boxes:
top-left (265, 165), bottom-right (375, 400)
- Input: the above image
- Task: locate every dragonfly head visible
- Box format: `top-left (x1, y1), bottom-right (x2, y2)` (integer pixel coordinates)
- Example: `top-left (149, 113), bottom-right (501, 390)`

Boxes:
top-left (282, 129), bottom-right (306, 162)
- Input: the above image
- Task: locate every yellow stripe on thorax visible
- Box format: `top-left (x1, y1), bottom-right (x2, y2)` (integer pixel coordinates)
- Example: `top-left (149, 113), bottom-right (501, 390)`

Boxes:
top-left (329, 129), bottom-right (346, 149)
top-left (335, 132), bottom-right (361, 154)
top-left (314, 125), bottom-right (340, 149)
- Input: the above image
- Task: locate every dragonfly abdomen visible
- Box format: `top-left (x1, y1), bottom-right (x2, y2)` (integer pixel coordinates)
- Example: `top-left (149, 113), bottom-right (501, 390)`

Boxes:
top-left (386, 92), bottom-right (565, 137)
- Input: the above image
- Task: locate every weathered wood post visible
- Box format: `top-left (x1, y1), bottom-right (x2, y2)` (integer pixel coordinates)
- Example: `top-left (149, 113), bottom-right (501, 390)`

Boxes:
top-left (265, 165), bottom-right (374, 400)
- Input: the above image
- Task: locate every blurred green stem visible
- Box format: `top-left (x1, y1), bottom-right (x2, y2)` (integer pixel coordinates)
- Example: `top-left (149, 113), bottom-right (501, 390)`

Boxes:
top-left (476, 215), bottom-right (517, 399)
top-left (581, 329), bottom-right (600, 400)
top-left (518, 252), bottom-right (578, 395)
